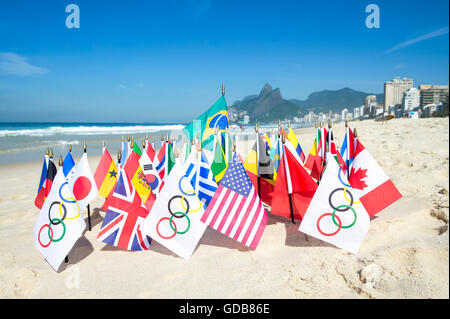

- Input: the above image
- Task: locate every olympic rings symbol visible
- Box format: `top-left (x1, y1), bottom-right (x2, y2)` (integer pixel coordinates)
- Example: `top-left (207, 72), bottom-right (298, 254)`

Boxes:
top-left (181, 190), bottom-right (201, 213)
top-left (178, 176), bottom-right (196, 197)
top-left (343, 186), bottom-right (360, 205)
top-left (38, 193), bottom-right (81, 248)
top-left (156, 176), bottom-right (202, 240)
top-left (316, 188), bottom-right (358, 237)
top-left (337, 168), bottom-right (351, 188)
top-left (59, 182), bottom-right (76, 203)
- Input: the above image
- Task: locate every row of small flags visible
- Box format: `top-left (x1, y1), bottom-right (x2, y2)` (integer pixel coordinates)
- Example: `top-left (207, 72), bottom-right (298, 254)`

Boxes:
top-left (33, 93), bottom-right (402, 271)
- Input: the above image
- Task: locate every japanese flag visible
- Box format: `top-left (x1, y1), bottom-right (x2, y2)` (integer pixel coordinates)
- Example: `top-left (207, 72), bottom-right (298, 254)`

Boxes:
top-left (69, 153), bottom-right (98, 212)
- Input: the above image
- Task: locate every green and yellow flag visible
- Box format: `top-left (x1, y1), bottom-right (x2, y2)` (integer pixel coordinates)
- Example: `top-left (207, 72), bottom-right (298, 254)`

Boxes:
top-left (183, 96), bottom-right (229, 151)
top-left (211, 136), bottom-right (227, 183)
top-left (167, 141), bottom-right (176, 176)
top-left (133, 141), bottom-right (142, 156)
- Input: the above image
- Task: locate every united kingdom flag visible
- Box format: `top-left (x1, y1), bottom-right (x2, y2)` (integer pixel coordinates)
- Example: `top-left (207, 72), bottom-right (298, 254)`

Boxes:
top-left (97, 165), bottom-right (152, 251)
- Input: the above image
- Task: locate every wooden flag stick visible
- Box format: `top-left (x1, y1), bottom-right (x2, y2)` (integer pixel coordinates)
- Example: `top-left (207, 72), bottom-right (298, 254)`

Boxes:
top-left (58, 155), bottom-right (69, 263)
top-left (281, 135), bottom-right (295, 224)
top-left (255, 123), bottom-right (261, 199)
top-left (345, 121), bottom-right (350, 180)
top-left (83, 142), bottom-right (92, 231)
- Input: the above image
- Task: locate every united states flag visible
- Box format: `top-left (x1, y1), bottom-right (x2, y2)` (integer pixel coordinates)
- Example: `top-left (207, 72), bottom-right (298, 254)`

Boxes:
top-left (201, 152), bottom-right (268, 249)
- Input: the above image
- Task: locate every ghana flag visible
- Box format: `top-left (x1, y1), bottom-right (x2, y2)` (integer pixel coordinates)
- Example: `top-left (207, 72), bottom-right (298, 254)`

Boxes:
top-left (94, 147), bottom-right (118, 198)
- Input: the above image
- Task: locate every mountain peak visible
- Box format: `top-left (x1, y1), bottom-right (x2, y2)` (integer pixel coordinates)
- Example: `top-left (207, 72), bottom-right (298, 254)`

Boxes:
top-left (259, 83), bottom-right (273, 96)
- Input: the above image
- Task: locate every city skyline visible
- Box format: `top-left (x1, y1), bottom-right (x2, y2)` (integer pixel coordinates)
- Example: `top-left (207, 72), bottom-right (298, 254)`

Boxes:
top-left (0, 0), bottom-right (449, 123)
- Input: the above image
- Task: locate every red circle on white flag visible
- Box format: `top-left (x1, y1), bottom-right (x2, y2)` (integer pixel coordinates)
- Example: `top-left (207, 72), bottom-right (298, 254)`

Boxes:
top-left (73, 176), bottom-right (91, 200)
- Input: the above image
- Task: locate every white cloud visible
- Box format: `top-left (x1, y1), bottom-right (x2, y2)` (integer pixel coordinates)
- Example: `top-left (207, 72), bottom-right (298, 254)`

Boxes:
top-left (385, 26), bottom-right (449, 53)
top-left (0, 52), bottom-right (48, 76)
top-left (119, 84), bottom-right (126, 89)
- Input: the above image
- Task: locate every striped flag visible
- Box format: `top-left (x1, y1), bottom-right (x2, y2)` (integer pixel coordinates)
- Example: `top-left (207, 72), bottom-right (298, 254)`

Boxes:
top-left (201, 153), bottom-right (268, 250)
top-left (183, 150), bottom-right (218, 208)
top-left (154, 142), bottom-right (166, 189)
top-left (94, 147), bottom-right (118, 198)
top-left (287, 128), bottom-right (306, 163)
top-left (35, 154), bottom-right (49, 209)
top-left (340, 126), bottom-right (356, 173)
top-left (124, 151), bottom-right (156, 210)
top-left (272, 136), bottom-right (284, 173)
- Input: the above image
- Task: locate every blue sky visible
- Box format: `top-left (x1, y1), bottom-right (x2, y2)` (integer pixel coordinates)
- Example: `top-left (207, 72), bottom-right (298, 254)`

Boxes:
top-left (0, 0), bottom-right (448, 123)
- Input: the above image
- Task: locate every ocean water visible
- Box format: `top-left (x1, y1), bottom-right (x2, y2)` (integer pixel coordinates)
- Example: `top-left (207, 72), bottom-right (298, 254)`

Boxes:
top-left (0, 122), bottom-right (186, 165)
top-left (0, 122), bottom-right (306, 165)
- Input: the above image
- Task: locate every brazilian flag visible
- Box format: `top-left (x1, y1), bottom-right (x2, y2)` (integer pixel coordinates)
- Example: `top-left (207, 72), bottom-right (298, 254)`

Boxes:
top-left (183, 96), bottom-right (229, 151)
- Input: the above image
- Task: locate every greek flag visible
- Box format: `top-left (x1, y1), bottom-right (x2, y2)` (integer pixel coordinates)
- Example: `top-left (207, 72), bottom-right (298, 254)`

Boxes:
top-left (182, 151), bottom-right (218, 208)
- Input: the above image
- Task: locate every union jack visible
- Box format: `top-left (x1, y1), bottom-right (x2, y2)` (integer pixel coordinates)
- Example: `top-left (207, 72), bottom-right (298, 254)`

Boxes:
top-left (97, 165), bottom-right (151, 251)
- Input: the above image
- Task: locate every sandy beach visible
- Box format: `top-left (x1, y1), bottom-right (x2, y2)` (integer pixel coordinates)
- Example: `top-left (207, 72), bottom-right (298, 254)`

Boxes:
top-left (0, 118), bottom-right (448, 299)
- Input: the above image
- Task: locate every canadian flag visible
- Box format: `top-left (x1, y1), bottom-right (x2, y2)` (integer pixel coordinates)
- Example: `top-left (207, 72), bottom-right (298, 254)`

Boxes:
top-left (348, 139), bottom-right (402, 218)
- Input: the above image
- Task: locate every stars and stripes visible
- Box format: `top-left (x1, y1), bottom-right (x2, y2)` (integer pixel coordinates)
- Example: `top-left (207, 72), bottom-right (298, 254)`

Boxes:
top-left (201, 153), bottom-right (267, 250)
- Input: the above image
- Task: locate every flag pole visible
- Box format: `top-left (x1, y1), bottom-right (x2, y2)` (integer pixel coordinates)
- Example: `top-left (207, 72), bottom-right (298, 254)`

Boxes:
top-left (59, 155), bottom-right (69, 263)
top-left (255, 123), bottom-right (261, 199)
top-left (281, 135), bottom-right (295, 224)
top-left (345, 121), bottom-right (350, 180)
top-left (314, 123), bottom-right (320, 185)
top-left (83, 141), bottom-right (92, 232)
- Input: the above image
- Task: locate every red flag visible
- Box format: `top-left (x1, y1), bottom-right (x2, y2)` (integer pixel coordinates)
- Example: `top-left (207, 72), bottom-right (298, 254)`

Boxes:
top-left (123, 152), bottom-right (156, 211)
top-left (310, 157), bottom-right (322, 181)
top-left (145, 140), bottom-right (156, 162)
top-left (271, 142), bottom-right (318, 221)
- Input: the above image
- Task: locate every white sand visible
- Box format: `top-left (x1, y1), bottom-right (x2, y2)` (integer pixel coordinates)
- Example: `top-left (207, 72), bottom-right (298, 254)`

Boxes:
top-left (0, 118), bottom-right (448, 299)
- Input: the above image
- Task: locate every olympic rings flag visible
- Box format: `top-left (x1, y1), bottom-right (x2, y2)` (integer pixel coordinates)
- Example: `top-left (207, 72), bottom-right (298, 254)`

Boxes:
top-left (34, 167), bottom-right (86, 271)
top-left (140, 160), bottom-right (207, 259)
top-left (299, 153), bottom-right (370, 254)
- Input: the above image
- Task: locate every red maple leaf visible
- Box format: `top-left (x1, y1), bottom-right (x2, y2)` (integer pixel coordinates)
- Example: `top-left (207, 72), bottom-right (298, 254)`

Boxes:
top-left (348, 167), bottom-right (368, 190)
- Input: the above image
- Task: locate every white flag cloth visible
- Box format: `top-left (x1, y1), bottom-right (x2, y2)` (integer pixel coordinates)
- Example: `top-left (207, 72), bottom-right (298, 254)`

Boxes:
top-left (139, 149), bottom-right (162, 195)
top-left (34, 168), bottom-right (86, 271)
top-left (141, 160), bottom-right (207, 259)
top-left (299, 153), bottom-right (370, 254)
top-left (69, 153), bottom-right (98, 212)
